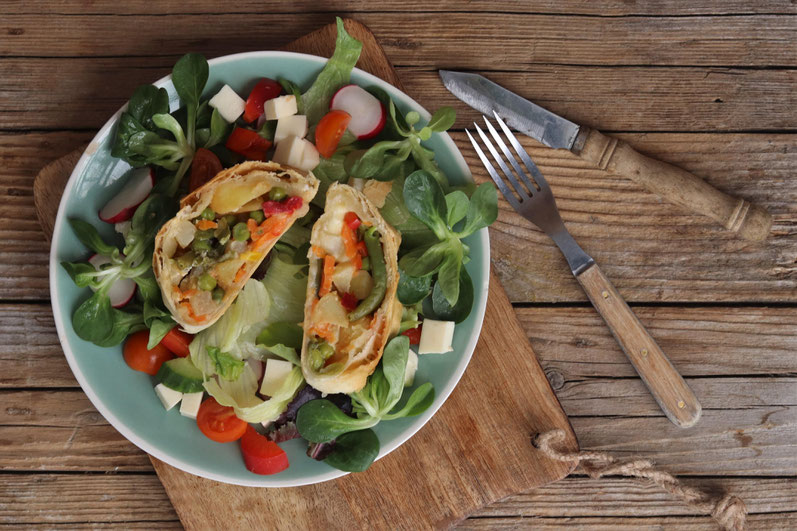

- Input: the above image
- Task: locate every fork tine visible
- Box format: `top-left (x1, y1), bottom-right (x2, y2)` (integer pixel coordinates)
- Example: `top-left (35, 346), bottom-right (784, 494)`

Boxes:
top-left (466, 129), bottom-right (521, 210)
top-left (482, 116), bottom-right (539, 194)
top-left (492, 110), bottom-right (551, 193)
top-left (473, 122), bottom-right (529, 201)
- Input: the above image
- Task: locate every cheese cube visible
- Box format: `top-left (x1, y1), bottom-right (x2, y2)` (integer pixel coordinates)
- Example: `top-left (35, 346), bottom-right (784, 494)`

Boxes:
top-left (179, 392), bottom-right (204, 419)
top-left (260, 359), bottom-right (294, 397)
top-left (417, 320), bottom-right (455, 355)
top-left (274, 114), bottom-right (308, 144)
top-left (154, 383), bottom-right (183, 411)
top-left (272, 135), bottom-right (305, 168)
top-left (208, 84), bottom-right (245, 123)
top-left (264, 95), bottom-right (298, 120)
top-left (300, 140), bottom-right (320, 171)
top-left (404, 348), bottom-right (419, 387)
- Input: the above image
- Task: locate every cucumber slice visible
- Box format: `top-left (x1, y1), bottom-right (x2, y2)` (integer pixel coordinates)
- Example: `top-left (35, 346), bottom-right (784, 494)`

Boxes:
top-left (156, 357), bottom-right (205, 393)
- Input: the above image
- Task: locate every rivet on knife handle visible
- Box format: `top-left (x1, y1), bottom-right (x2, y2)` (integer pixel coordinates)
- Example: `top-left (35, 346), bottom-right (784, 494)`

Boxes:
top-left (577, 263), bottom-right (702, 428)
top-left (573, 128), bottom-right (772, 241)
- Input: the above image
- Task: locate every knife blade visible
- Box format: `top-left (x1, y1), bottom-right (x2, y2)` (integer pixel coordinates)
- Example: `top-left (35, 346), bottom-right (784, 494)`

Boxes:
top-left (439, 69), bottom-right (772, 241)
top-left (439, 69), bottom-right (581, 151)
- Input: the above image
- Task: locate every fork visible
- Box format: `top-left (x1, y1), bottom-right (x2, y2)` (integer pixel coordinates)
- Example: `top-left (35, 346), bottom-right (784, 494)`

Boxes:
top-left (468, 112), bottom-right (701, 428)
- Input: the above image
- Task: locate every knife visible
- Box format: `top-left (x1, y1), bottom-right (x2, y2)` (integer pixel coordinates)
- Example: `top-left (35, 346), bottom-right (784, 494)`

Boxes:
top-left (440, 70), bottom-right (772, 241)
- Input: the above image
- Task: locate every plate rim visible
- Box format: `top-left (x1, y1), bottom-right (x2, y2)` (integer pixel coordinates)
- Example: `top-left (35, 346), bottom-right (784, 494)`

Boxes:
top-left (49, 49), bottom-right (490, 487)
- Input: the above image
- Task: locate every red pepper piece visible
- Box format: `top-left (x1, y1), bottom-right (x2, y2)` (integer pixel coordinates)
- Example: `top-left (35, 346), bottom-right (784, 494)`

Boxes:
top-left (344, 211), bottom-right (361, 231)
top-left (402, 325), bottom-right (422, 345)
top-left (340, 292), bottom-right (359, 311)
top-left (225, 127), bottom-right (272, 160)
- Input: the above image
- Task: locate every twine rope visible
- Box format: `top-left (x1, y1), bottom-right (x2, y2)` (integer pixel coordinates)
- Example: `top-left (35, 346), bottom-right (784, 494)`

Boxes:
top-left (534, 429), bottom-right (747, 531)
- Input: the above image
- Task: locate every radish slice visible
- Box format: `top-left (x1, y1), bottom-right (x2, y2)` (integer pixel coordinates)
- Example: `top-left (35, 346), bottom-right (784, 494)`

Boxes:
top-left (88, 254), bottom-right (136, 308)
top-left (99, 167), bottom-right (154, 223)
top-left (330, 84), bottom-right (385, 140)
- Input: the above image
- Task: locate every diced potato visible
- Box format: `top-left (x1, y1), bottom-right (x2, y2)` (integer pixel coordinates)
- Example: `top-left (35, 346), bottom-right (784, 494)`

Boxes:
top-left (274, 115), bottom-right (308, 144)
top-left (210, 181), bottom-right (270, 214)
top-left (162, 235), bottom-right (177, 258)
top-left (214, 258), bottom-right (244, 289)
top-left (174, 219), bottom-right (197, 248)
top-left (312, 293), bottom-right (349, 328)
top-left (331, 262), bottom-right (357, 293)
top-left (319, 233), bottom-right (347, 262)
top-left (350, 270), bottom-right (374, 300)
top-left (264, 95), bottom-right (298, 120)
top-left (208, 85), bottom-right (245, 123)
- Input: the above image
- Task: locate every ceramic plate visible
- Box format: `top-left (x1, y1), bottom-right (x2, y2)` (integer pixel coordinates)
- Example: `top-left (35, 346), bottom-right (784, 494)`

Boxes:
top-left (50, 51), bottom-right (489, 487)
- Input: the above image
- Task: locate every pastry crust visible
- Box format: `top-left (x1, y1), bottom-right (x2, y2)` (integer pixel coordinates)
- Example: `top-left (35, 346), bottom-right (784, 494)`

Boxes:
top-left (153, 161), bottom-right (319, 333)
top-left (301, 183), bottom-right (402, 394)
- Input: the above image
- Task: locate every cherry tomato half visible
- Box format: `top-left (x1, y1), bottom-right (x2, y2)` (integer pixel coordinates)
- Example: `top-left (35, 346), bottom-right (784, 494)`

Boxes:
top-left (123, 330), bottom-right (174, 375)
top-left (402, 325), bottom-right (422, 345)
top-left (240, 425), bottom-right (289, 475)
top-left (315, 110), bottom-right (351, 158)
top-left (196, 397), bottom-right (248, 443)
top-left (159, 327), bottom-right (193, 358)
top-left (188, 148), bottom-right (223, 192)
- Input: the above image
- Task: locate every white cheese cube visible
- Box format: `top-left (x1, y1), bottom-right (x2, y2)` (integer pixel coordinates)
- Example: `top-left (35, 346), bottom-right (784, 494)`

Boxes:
top-left (264, 95), bottom-right (298, 121)
top-left (260, 359), bottom-right (294, 397)
top-left (179, 392), bottom-right (204, 419)
top-left (272, 135), bottom-right (305, 168)
top-left (404, 348), bottom-right (419, 387)
top-left (154, 383), bottom-right (183, 411)
top-left (274, 114), bottom-right (308, 144)
top-left (208, 84), bottom-right (245, 123)
top-left (417, 320), bottom-right (455, 355)
top-left (300, 140), bottom-right (320, 171)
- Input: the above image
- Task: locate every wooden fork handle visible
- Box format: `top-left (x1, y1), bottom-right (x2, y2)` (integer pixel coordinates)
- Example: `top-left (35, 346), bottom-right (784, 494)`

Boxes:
top-left (577, 263), bottom-right (702, 428)
top-left (574, 127), bottom-right (772, 241)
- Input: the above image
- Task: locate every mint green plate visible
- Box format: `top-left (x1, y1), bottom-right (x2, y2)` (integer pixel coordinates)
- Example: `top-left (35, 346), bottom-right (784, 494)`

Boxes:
top-left (50, 51), bottom-right (489, 487)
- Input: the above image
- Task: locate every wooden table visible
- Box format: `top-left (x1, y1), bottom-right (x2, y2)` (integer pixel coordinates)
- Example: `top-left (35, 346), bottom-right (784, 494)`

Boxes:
top-left (2, 2), bottom-right (795, 529)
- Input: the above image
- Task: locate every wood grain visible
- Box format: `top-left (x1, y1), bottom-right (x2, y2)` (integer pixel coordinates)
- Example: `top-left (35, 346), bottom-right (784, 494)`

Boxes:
top-left (2, 12), bottom-right (795, 68)
top-left (3, 61), bottom-right (795, 132)
top-left (5, 132), bottom-right (796, 303)
top-left (576, 264), bottom-right (701, 427)
top-left (3, 474), bottom-right (796, 528)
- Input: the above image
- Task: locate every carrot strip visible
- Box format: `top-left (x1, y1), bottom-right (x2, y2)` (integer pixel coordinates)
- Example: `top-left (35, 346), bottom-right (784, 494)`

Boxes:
top-left (234, 263), bottom-right (248, 283)
top-left (319, 255), bottom-right (335, 297)
top-left (311, 245), bottom-right (326, 258)
top-left (180, 302), bottom-right (207, 323)
top-left (340, 223), bottom-right (359, 261)
top-left (196, 219), bottom-right (217, 230)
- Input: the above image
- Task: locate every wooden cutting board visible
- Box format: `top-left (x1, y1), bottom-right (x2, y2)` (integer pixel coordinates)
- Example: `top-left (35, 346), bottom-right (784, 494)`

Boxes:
top-left (35, 18), bottom-right (577, 530)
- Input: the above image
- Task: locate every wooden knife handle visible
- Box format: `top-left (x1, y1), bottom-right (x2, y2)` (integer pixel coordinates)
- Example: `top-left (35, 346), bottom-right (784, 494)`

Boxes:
top-left (575, 128), bottom-right (772, 241)
top-left (577, 263), bottom-right (702, 428)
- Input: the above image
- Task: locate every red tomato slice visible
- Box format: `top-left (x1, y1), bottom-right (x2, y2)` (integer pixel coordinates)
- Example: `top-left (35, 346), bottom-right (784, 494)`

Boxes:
top-left (159, 327), bottom-right (193, 358)
top-left (188, 148), bottom-right (223, 192)
top-left (402, 325), bottom-right (422, 345)
top-left (225, 127), bottom-right (272, 160)
top-left (240, 425), bottom-right (289, 475)
top-left (315, 110), bottom-right (351, 158)
top-left (123, 330), bottom-right (174, 375)
top-left (243, 78), bottom-right (282, 123)
top-left (196, 397), bottom-right (248, 443)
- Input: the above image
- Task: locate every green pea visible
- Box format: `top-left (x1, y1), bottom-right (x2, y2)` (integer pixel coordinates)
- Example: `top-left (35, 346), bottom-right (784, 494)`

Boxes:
top-left (175, 251), bottom-right (195, 270)
top-left (361, 256), bottom-right (371, 271)
top-left (268, 187), bottom-right (287, 201)
top-left (233, 222), bottom-right (250, 242)
top-left (192, 239), bottom-right (212, 253)
top-left (200, 207), bottom-right (215, 220)
top-left (249, 210), bottom-right (265, 223)
top-left (212, 287), bottom-right (225, 302)
top-left (308, 341), bottom-right (335, 371)
top-left (223, 214), bottom-right (238, 226)
top-left (198, 273), bottom-right (217, 291)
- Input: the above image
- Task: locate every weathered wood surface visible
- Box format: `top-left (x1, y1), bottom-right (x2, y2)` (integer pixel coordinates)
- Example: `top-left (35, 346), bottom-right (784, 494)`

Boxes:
top-left (2, 1), bottom-right (796, 529)
top-left (3, 132), bottom-right (796, 302)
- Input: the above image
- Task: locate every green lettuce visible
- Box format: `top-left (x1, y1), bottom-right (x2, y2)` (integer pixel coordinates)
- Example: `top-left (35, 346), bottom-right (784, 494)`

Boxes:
top-left (260, 254), bottom-right (308, 326)
top-left (302, 17), bottom-right (363, 125)
top-left (204, 364), bottom-right (304, 423)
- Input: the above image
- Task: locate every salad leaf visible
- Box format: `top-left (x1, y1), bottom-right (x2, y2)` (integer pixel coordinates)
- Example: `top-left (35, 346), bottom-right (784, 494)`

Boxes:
top-left (204, 364), bottom-right (304, 424)
top-left (403, 170), bottom-right (449, 240)
top-left (206, 346), bottom-right (245, 381)
top-left (260, 254), bottom-right (308, 325)
top-left (257, 322), bottom-right (303, 350)
top-left (278, 77), bottom-right (304, 114)
top-left (445, 190), bottom-right (469, 227)
top-left (127, 85), bottom-right (170, 131)
top-left (302, 17), bottom-right (363, 124)
top-left (68, 219), bottom-right (119, 257)
top-left (459, 182), bottom-right (499, 238)
top-left (430, 266), bottom-right (474, 324)
top-left (171, 52), bottom-right (208, 109)
top-left (396, 268), bottom-right (432, 305)
top-left (323, 429), bottom-right (380, 472)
